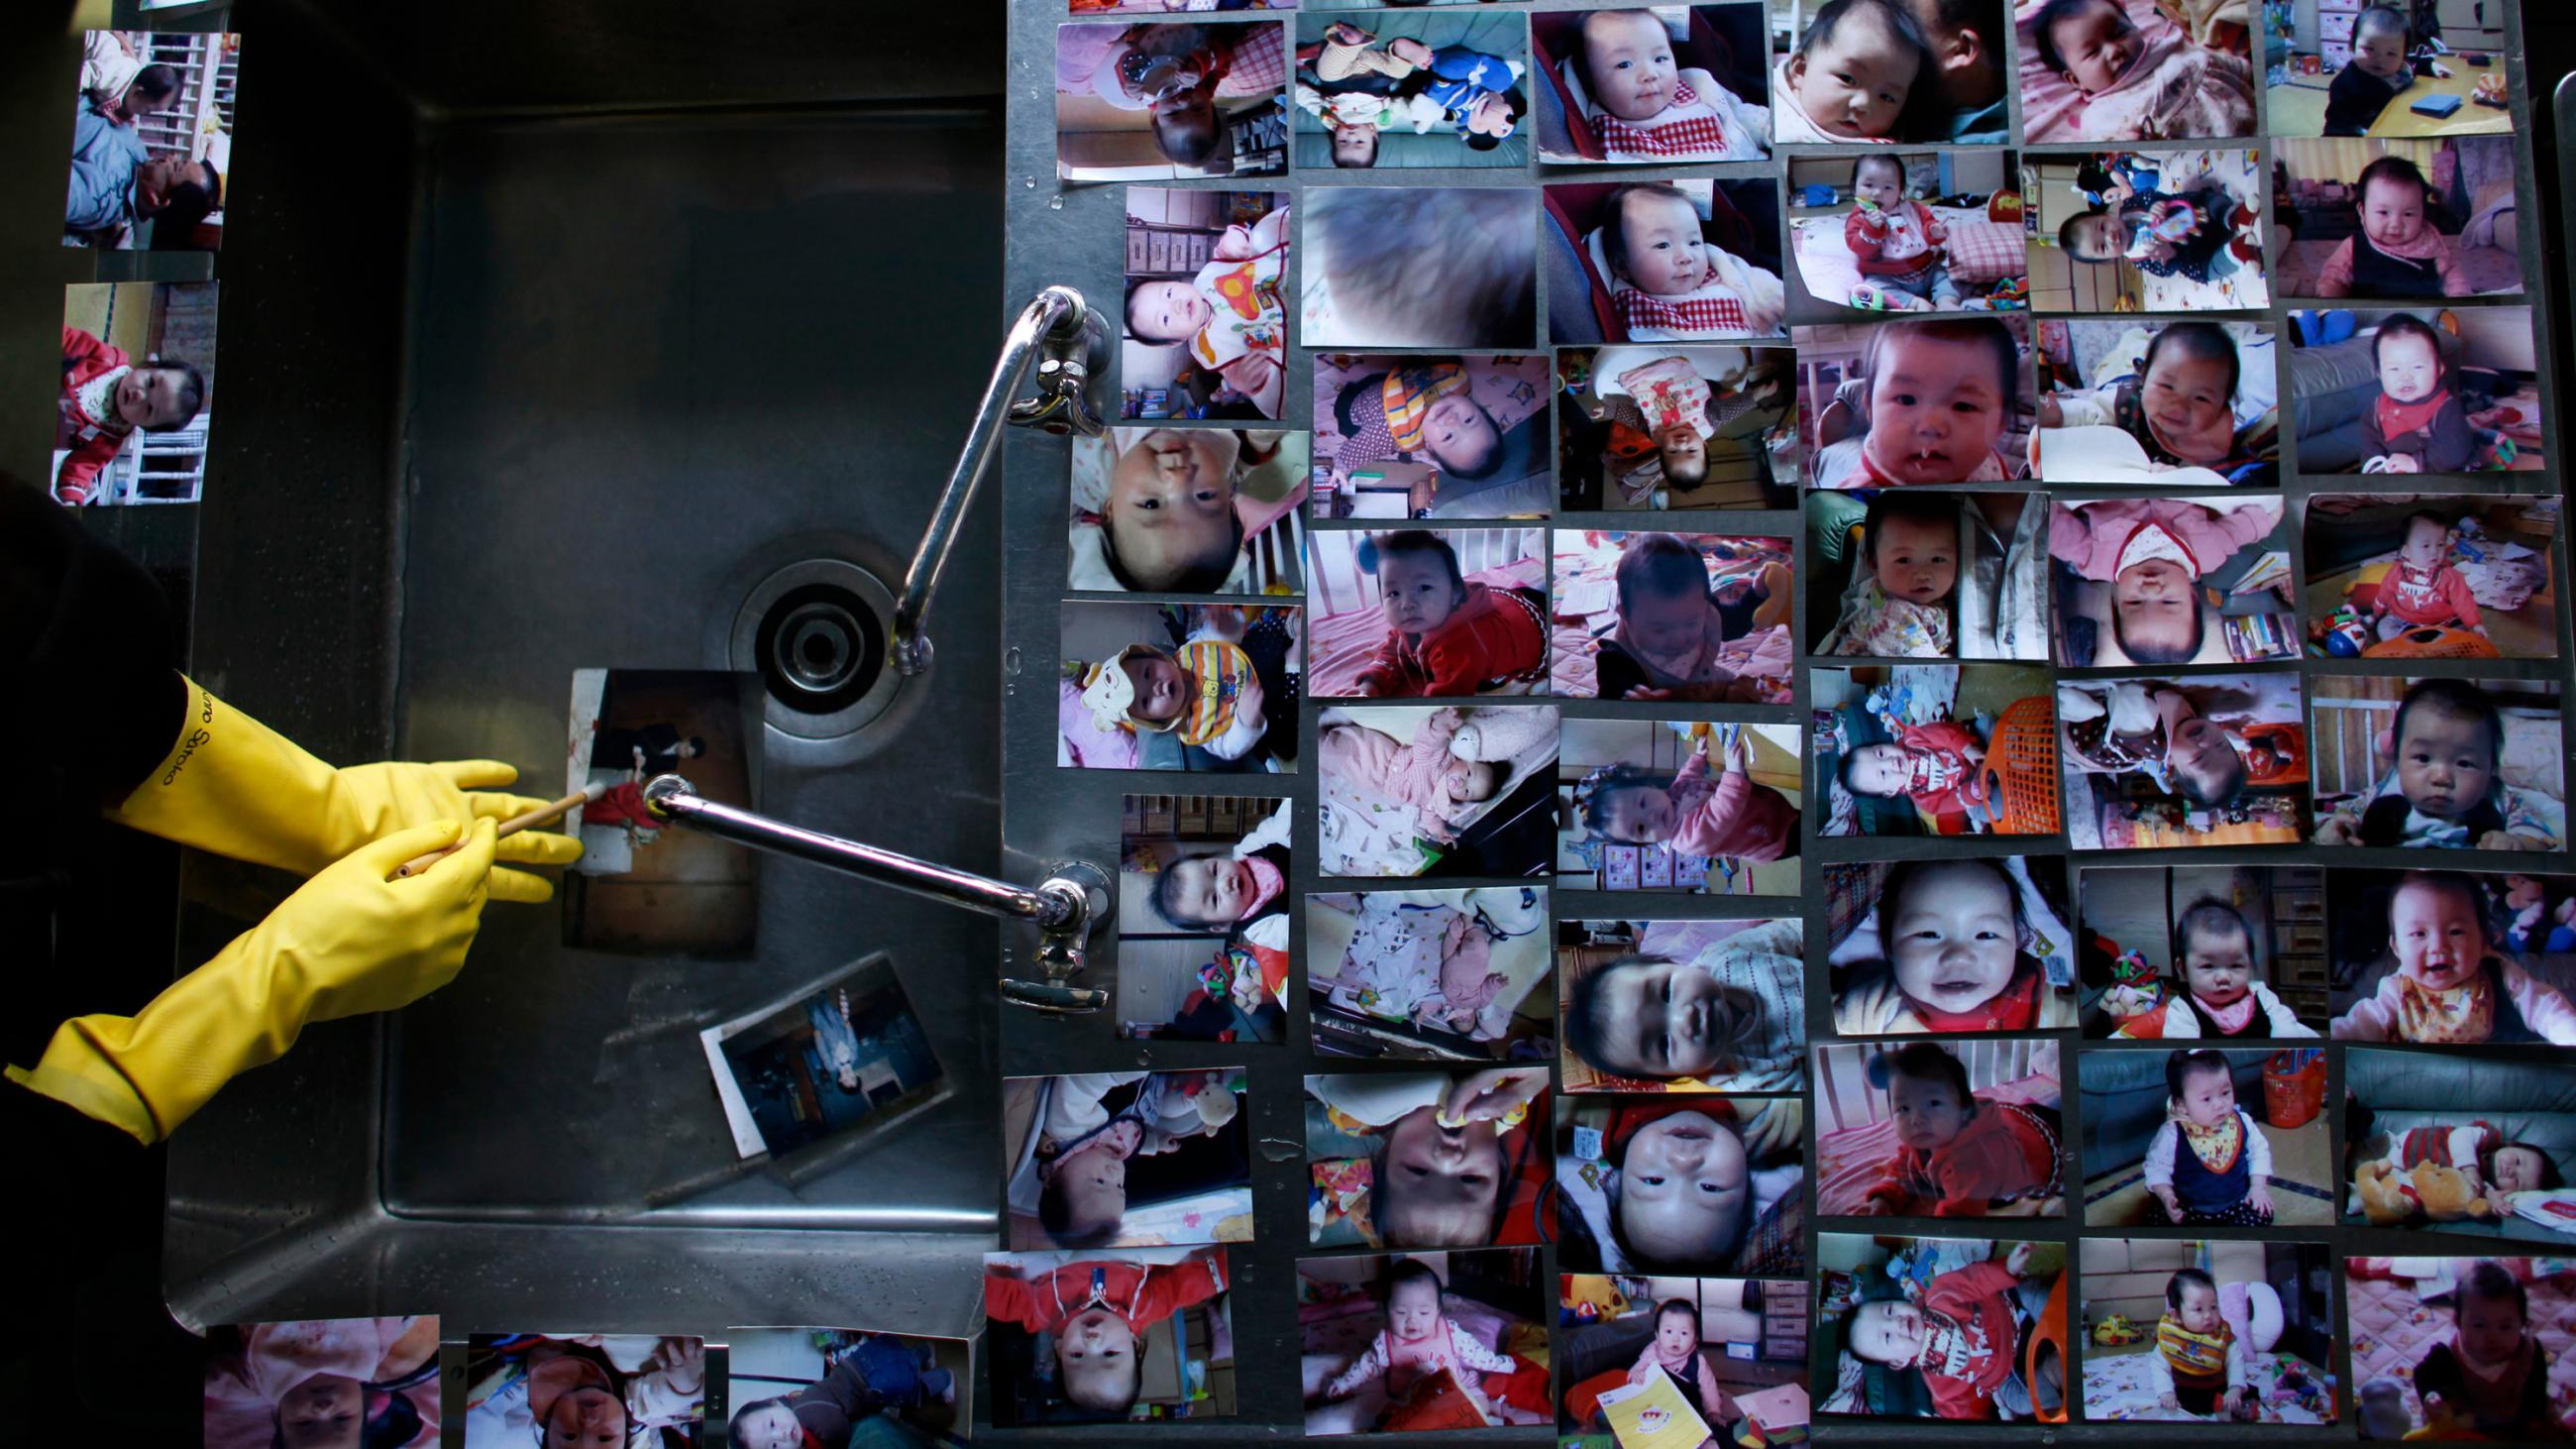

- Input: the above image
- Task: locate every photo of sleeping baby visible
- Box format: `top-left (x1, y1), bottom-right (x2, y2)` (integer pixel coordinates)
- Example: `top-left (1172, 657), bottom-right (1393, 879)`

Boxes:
top-left (2308, 676), bottom-right (2564, 852)
top-left (1557, 1095), bottom-right (1808, 1278)
top-left (1318, 705), bottom-right (1558, 877)
top-left (2078, 1240), bottom-right (2338, 1425)
top-left (2057, 670), bottom-right (2314, 850)
top-left (1307, 888), bottom-right (1555, 1062)
top-left (2344, 1258), bottom-right (2576, 1439)
top-left (1119, 793), bottom-right (1290, 1045)
top-left (2033, 318), bottom-right (2281, 485)
top-left (1121, 188), bottom-right (1287, 423)
top-left (1793, 313), bottom-right (2032, 488)
top-left (1809, 491), bottom-right (2052, 660)
top-left (2078, 864), bottom-right (2327, 1040)
top-left (204, 1317), bottom-right (440, 1449)
top-left (2050, 494), bottom-right (2297, 669)
top-left (2305, 495), bottom-right (2561, 661)
top-left (1787, 150), bottom-right (2029, 318)
top-left (1556, 719), bottom-right (1803, 896)
top-left (1558, 1276), bottom-right (1812, 1449)
top-left (1528, 6), bottom-right (1771, 165)
top-left (1813, 1233), bottom-right (2068, 1422)
top-left (461, 1333), bottom-right (705, 1446)
top-left (1304, 1066), bottom-right (1551, 1250)
top-left (1059, 602), bottom-right (1302, 774)
top-left (1556, 917), bottom-right (1807, 1094)
top-left (1557, 345), bottom-right (1797, 512)
top-left (2014, 0), bottom-right (2255, 142)
top-left (723, 1326), bottom-right (967, 1449)
top-left (64, 30), bottom-right (234, 252)
top-left (2328, 869), bottom-right (2576, 1046)
top-left (2027, 149), bottom-right (2270, 310)
top-left (1300, 186), bottom-right (1537, 350)
top-left (2078, 1047), bottom-right (2334, 1228)
top-left (1292, 13), bottom-right (1529, 169)
top-left (54, 281), bottom-right (217, 506)
top-left (2272, 3), bottom-right (2516, 141)
top-left (1306, 528), bottom-right (1549, 699)
top-left (984, 1246), bottom-right (1234, 1426)
top-left (567, 667), bottom-right (763, 956)
top-left (1056, 21), bottom-right (1288, 181)
top-left (1550, 530), bottom-right (1797, 703)
top-left (1068, 426), bottom-right (1308, 595)
top-left (1812, 664), bottom-right (2061, 837)
top-left (1310, 354), bottom-right (1552, 520)
top-left (2287, 305), bottom-right (2544, 474)
top-left (1824, 856), bottom-right (2079, 1033)
top-left (1004, 1069), bottom-right (1251, 1251)
top-left (1300, 1248), bottom-right (1553, 1435)
top-left (2346, 1048), bottom-right (2576, 1238)
top-left (2273, 137), bottom-right (2524, 300)
top-left (1813, 1039), bottom-right (2063, 1218)
top-left (1543, 179), bottom-right (1787, 345)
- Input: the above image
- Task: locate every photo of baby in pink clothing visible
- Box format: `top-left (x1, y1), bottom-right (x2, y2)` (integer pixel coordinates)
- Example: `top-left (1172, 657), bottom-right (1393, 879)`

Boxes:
top-left (1301, 1249), bottom-right (1553, 1436)
top-left (2048, 493), bottom-right (2296, 668)
top-left (2275, 137), bottom-right (2523, 301)
top-left (205, 1317), bottom-right (442, 1449)
top-left (1556, 718), bottom-right (1803, 896)
top-left (1308, 886), bottom-right (1555, 1062)
top-left (1319, 704), bottom-right (1559, 878)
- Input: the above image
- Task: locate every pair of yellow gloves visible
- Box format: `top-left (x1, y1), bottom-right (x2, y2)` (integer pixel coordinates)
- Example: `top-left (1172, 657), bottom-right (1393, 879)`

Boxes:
top-left (7, 679), bottom-right (585, 1144)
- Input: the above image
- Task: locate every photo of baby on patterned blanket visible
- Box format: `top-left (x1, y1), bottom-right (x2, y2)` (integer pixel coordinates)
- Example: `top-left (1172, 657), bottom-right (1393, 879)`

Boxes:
top-left (1557, 718), bottom-right (1802, 897)
top-left (1306, 887), bottom-right (1555, 1063)
top-left (1810, 490), bottom-right (2052, 661)
top-left (1814, 1233), bottom-right (2068, 1422)
top-left (2343, 1257), bottom-right (2576, 1439)
top-left (2079, 1240), bottom-right (2337, 1425)
top-left (1311, 353), bottom-right (1553, 520)
top-left (2014, 0), bottom-right (2255, 143)
top-left (1318, 704), bottom-right (1559, 878)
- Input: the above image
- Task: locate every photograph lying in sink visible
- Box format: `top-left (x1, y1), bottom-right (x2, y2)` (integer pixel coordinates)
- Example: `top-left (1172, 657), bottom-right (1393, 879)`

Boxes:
top-left (1005, 1069), bottom-right (1254, 1251)
top-left (984, 1246), bottom-right (1236, 1426)
top-left (721, 1325), bottom-right (970, 1448)
top-left (1118, 793), bottom-right (1290, 1045)
top-left (203, 1316), bottom-right (440, 1449)
top-left (1057, 21), bottom-right (1289, 181)
top-left (564, 667), bottom-right (763, 956)
top-left (698, 953), bottom-right (949, 1179)
top-left (63, 30), bottom-right (236, 252)
top-left (1122, 188), bottom-right (1288, 423)
top-left (459, 1333), bottom-right (705, 1446)
top-left (53, 280), bottom-right (217, 507)
top-left (1069, 426), bottom-right (1309, 595)
top-left (1060, 601), bottom-right (1303, 774)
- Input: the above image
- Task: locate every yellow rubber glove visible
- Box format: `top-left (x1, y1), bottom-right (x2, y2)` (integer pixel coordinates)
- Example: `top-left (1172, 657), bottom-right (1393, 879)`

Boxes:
top-left (7, 819), bottom-right (497, 1144)
top-left (105, 677), bottom-right (581, 902)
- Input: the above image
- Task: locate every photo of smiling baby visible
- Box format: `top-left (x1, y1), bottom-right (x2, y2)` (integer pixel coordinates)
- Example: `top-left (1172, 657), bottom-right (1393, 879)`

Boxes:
top-left (1003, 1069), bottom-right (1252, 1252)
top-left (2027, 150), bottom-right (2269, 310)
top-left (1121, 188), bottom-right (1288, 423)
top-left (2057, 670), bottom-right (2314, 850)
top-left (1305, 1066), bottom-right (1552, 1251)
top-left (2329, 869), bottom-right (2576, 1046)
top-left (1795, 314), bottom-right (2032, 489)
top-left (1812, 663), bottom-right (2062, 837)
top-left (1556, 1094), bottom-right (1808, 1277)
top-left (2033, 318), bottom-right (2280, 486)
top-left (2308, 675), bottom-right (2563, 853)
top-left (1556, 718), bottom-right (1803, 896)
top-left (2048, 493), bottom-right (2296, 668)
top-left (1299, 1248), bottom-right (1553, 1436)
top-left (1529, 6), bottom-right (1772, 164)
top-left (1307, 887), bottom-right (1556, 1062)
top-left (2078, 1047), bottom-right (2334, 1227)
top-left (1119, 794), bottom-right (1292, 1045)
top-left (1545, 179), bottom-right (1789, 345)
top-left (2077, 864), bottom-right (2327, 1040)
top-left (1556, 916), bottom-right (1807, 1094)
top-left (1068, 426), bottom-right (1309, 595)
top-left (2274, 137), bottom-right (2524, 300)
top-left (2287, 306), bottom-right (2543, 475)
top-left (1814, 1233), bottom-right (2067, 1421)
top-left (1824, 855), bottom-right (2079, 1034)
top-left (1813, 1039), bottom-right (2063, 1219)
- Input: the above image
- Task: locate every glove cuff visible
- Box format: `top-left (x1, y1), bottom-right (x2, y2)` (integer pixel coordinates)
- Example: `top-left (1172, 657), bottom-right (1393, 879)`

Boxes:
top-left (7, 1039), bottom-right (161, 1144)
top-left (104, 676), bottom-right (342, 876)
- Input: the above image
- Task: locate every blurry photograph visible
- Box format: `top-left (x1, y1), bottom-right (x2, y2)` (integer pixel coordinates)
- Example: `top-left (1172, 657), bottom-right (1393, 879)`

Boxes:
top-left (2025, 150), bottom-right (2269, 311)
top-left (1556, 917), bottom-right (1806, 1093)
top-left (2032, 318), bottom-right (2280, 486)
top-left (1556, 1094), bottom-right (1807, 1276)
top-left (2077, 864), bottom-right (2327, 1039)
top-left (2267, 4), bottom-right (2515, 139)
top-left (1293, 13), bottom-right (1528, 168)
top-left (1005, 1069), bottom-right (1252, 1250)
top-left (2048, 494), bottom-right (2296, 667)
top-left (1786, 150), bottom-right (2029, 316)
top-left (1299, 1248), bottom-right (1552, 1434)
top-left (1301, 186), bottom-right (1537, 349)
top-left (64, 30), bottom-right (234, 250)
top-left (1311, 354), bottom-right (1552, 520)
top-left (985, 1246), bottom-right (1235, 1426)
top-left (1793, 314), bottom-right (2033, 488)
top-left (1307, 887), bottom-right (1555, 1062)
top-left (1822, 857), bottom-right (2078, 1033)
top-left (1550, 530), bottom-right (1796, 703)
top-left (1811, 664), bottom-right (2061, 837)
top-left (1556, 719), bottom-right (1802, 896)
top-left (1558, 344), bottom-right (1796, 512)
top-left (2305, 494), bottom-right (2560, 660)
top-left (566, 668), bottom-right (763, 955)
top-left (1529, 6), bottom-right (1771, 163)
top-left (1056, 21), bottom-right (1289, 180)
top-left (1813, 1039), bottom-right (2062, 1218)
top-left (2343, 1258), bottom-right (2576, 1438)
top-left (2286, 305), bottom-right (2543, 474)
top-left (722, 1327), bottom-right (967, 1449)
top-left (1121, 188), bottom-right (1288, 422)
top-left (53, 280), bottom-right (216, 505)
top-left (1069, 426), bottom-right (1308, 594)
top-left (1304, 1066), bottom-right (1551, 1250)
top-left (2057, 670), bottom-right (2312, 850)
top-left (2077, 1046), bottom-right (2333, 1227)
top-left (1813, 1233), bottom-right (2067, 1421)
top-left (1305, 528), bottom-right (1549, 699)
top-left (204, 1318), bottom-right (439, 1449)
top-left (2273, 137), bottom-right (2524, 299)
top-left (461, 1334), bottom-right (705, 1446)
top-left (698, 953), bottom-right (947, 1177)
top-left (1556, 1276), bottom-right (1811, 1449)
top-left (2308, 676), bottom-right (2562, 852)
top-left (1544, 179), bottom-right (1787, 344)
top-left (1317, 705), bottom-right (1557, 878)
top-left (1809, 491), bottom-right (2052, 660)
top-left (1059, 601), bottom-right (1302, 773)
top-left (2078, 1240), bottom-right (2337, 1424)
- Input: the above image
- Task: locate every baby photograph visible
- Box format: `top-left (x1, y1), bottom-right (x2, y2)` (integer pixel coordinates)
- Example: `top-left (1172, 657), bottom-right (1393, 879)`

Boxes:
top-left (1793, 313), bottom-right (2033, 488)
top-left (2057, 670), bottom-right (2314, 850)
top-left (54, 280), bottom-right (217, 506)
top-left (1304, 1065), bottom-right (1551, 1251)
top-left (2032, 317), bottom-right (2281, 486)
top-left (722, 1326), bottom-right (968, 1449)
top-left (1311, 353), bottom-right (1552, 520)
top-left (1812, 1038), bottom-right (2063, 1218)
top-left (1556, 1094), bottom-right (1808, 1277)
top-left (203, 1317), bottom-right (439, 1449)
top-left (2328, 868), bottom-right (2576, 1046)
top-left (1823, 855), bottom-right (2079, 1033)
top-left (1556, 916), bottom-right (1807, 1094)
top-left (2077, 1240), bottom-right (2339, 1425)
top-left (1059, 601), bottom-right (1303, 773)
top-left (565, 667), bottom-right (763, 956)
top-left (2308, 675), bottom-right (2565, 853)
top-left (1068, 426), bottom-right (1309, 595)
top-left (698, 953), bottom-right (948, 1178)
top-left (2078, 863), bottom-right (2328, 1040)
top-left (1811, 663), bottom-right (2061, 837)
top-left (2027, 149), bottom-right (2270, 311)
top-left (461, 1333), bottom-right (705, 1446)
top-left (984, 1246), bottom-right (1235, 1426)
top-left (1055, 21), bottom-right (1289, 181)
top-left (2306, 493), bottom-right (2559, 661)
top-left (1550, 530), bottom-right (1797, 703)
top-left (1299, 1248), bottom-right (1553, 1435)
top-left (1306, 527), bottom-right (1549, 699)
top-left (1556, 719), bottom-right (1803, 896)
top-left (1318, 705), bottom-right (1558, 878)
top-left (1529, 5), bottom-right (1772, 165)
top-left (1292, 12), bottom-right (1530, 169)
top-left (1785, 149), bottom-right (2030, 317)
top-left (2268, 3), bottom-right (2515, 140)
top-left (1004, 1069), bottom-right (1252, 1252)
top-left (1812, 1233), bottom-right (2068, 1422)
top-left (1120, 188), bottom-right (1289, 423)
top-left (1809, 490), bottom-right (2052, 661)
top-left (1300, 186), bottom-right (1537, 350)
top-left (1307, 887), bottom-right (1556, 1062)
top-left (2014, 0), bottom-right (2255, 142)
top-left (2346, 1047), bottom-right (2576, 1239)
top-left (1556, 1275), bottom-right (1813, 1449)
top-left (2049, 493), bottom-right (2297, 668)
top-left (1078, 0), bottom-right (1294, 11)
top-left (1118, 793), bottom-right (1291, 1044)
top-left (1557, 344), bottom-right (1797, 512)
top-left (64, 29), bottom-right (235, 251)
top-left (1544, 178), bottom-right (1788, 344)
top-left (2078, 1046), bottom-right (2334, 1228)
top-left (2273, 136), bottom-right (2525, 300)
top-left (2343, 1257), bottom-right (2576, 1439)
top-left (2287, 305), bottom-right (2544, 474)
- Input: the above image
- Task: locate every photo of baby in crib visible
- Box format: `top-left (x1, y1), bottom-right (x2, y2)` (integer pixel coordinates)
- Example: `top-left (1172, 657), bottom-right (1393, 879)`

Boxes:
top-left (2079, 1240), bottom-right (2338, 1425)
top-left (2077, 864), bottom-right (2327, 1039)
top-left (2274, 137), bottom-right (2524, 301)
top-left (1786, 151), bottom-right (2030, 318)
top-left (1303, 1066), bottom-right (1551, 1250)
top-left (1812, 663), bottom-right (2061, 837)
top-left (1319, 705), bottom-right (1558, 878)
top-left (1059, 602), bottom-right (1302, 774)
top-left (1528, 6), bottom-right (1772, 165)
top-left (1118, 793), bottom-right (1291, 1045)
top-left (1310, 354), bottom-right (1552, 520)
top-left (566, 667), bottom-right (763, 955)
top-left (2329, 869), bottom-right (2576, 1046)
top-left (1003, 1070), bottom-right (1251, 1253)
top-left (1823, 856), bottom-right (2079, 1033)
top-left (2309, 676), bottom-right (2563, 853)
top-left (1556, 1095), bottom-right (1808, 1277)
top-left (54, 281), bottom-right (219, 506)
top-left (1067, 426), bottom-right (1308, 596)
top-left (1556, 916), bottom-right (1807, 1094)
top-left (1794, 314), bottom-right (2033, 488)
top-left (1300, 1248), bottom-right (1553, 1436)
top-left (204, 1316), bottom-right (440, 1449)
top-left (1813, 1039), bottom-right (2063, 1219)
top-left (2027, 150), bottom-right (2269, 310)
top-left (1556, 345), bottom-right (1797, 513)
top-left (1055, 21), bottom-right (1288, 181)
top-left (1300, 186), bottom-right (1537, 350)
top-left (983, 1246), bottom-right (1234, 1426)
top-left (2345, 1047), bottom-right (2576, 1237)
top-left (2078, 1047), bottom-right (2333, 1227)
top-left (2049, 494), bottom-right (2296, 669)
top-left (2057, 669), bottom-right (2313, 850)
top-left (2015, 0), bottom-right (2255, 142)
top-left (2033, 318), bottom-right (2280, 486)
top-left (1809, 491), bottom-right (2051, 661)
top-left (2305, 495), bottom-right (2560, 661)
top-left (1292, 13), bottom-right (1529, 169)
top-left (1120, 188), bottom-right (1287, 423)
top-left (722, 1326), bottom-right (968, 1449)
top-left (1306, 528), bottom-right (1549, 699)
top-left (2287, 306), bottom-right (2544, 474)
top-left (2344, 1258), bottom-right (2576, 1440)
top-left (1543, 179), bottom-right (1788, 345)
top-left (1557, 1276), bottom-right (1813, 1449)
top-left (1556, 719), bottom-right (1803, 897)
top-left (1307, 887), bottom-right (1554, 1062)
top-left (1550, 530), bottom-right (1796, 703)
top-left (1813, 1233), bottom-right (2067, 1422)
top-left (461, 1332), bottom-right (706, 1446)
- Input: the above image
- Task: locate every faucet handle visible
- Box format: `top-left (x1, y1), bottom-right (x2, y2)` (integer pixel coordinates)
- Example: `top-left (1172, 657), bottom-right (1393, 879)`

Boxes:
top-left (1009, 299), bottom-right (1110, 437)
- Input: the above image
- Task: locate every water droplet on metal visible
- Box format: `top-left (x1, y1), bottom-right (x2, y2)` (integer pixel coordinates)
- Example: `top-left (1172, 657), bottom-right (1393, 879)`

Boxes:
top-left (1047, 195), bottom-right (1065, 211)
top-left (1256, 1137), bottom-right (1301, 1164)
top-left (1005, 646), bottom-right (1022, 675)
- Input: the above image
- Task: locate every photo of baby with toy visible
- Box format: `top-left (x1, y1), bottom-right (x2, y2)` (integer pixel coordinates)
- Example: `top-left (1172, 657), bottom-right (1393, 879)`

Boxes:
top-left (2328, 868), bottom-right (2576, 1046)
top-left (1557, 344), bottom-right (1797, 513)
top-left (2343, 1258), bottom-right (2576, 1440)
top-left (1812, 663), bottom-right (2061, 837)
top-left (1292, 13), bottom-right (1529, 170)
top-left (1786, 149), bottom-right (2029, 318)
top-left (1556, 917), bottom-right (1806, 1094)
top-left (2025, 149), bottom-right (2269, 311)
top-left (2048, 493), bottom-right (2297, 667)
top-left (1556, 1276), bottom-right (1812, 1449)
top-left (2304, 493), bottom-right (2560, 661)
top-left (1813, 1233), bottom-right (2067, 1422)
top-left (2078, 1240), bottom-right (2338, 1425)
top-left (2345, 1048), bottom-right (2576, 1240)
top-left (2056, 670), bottom-right (2313, 851)
top-left (1809, 490), bottom-right (2052, 660)
top-left (1303, 1066), bottom-right (1551, 1251)
top-left (1116, 794), bottom-right (1290, 1046)
top-left (1307, 887), bottom-right (1556, 1062)
top-left (1120, 188), bottom-right (1287, 423)
top-left (2077, 864), bottom-right (2326, 1040)
top-left (1300, 1249), bottom-right (1553, 1436)
top-left (2077, 1046), bottom-right (2334, 1228)
top-left (1556, 718), bottom-right (1802, 897)
top-left (1822, 856), bottom-right (2079, 1033)
top-left (1812, 1038), bottom-right (2063, 1219)
top-left (1556, 1094), bottom-right (1808, 1278)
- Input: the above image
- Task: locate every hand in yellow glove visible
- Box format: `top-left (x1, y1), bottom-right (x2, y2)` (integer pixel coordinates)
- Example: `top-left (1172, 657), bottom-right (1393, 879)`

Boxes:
top-left (8, 819), bottom-right (499, 1144)
top-left (106, 678), bottom-right (581, 901)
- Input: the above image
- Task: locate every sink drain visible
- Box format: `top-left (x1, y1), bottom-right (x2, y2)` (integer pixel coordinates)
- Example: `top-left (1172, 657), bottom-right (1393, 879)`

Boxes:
top-left (730, 558), bottom-right (904, 746)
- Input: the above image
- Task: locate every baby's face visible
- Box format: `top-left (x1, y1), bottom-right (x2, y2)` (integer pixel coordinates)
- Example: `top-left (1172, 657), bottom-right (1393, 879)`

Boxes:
top-left (2176, 1063), bottom-right (2236, 1129)
top-left (1444, 757), bottom-right (1499, 803)
top-left (1852, 1300), bottom-right (1927, 1367)
top-left (1052, 1140), bottom-right (1130, 1239)
top-left (732, 1403), bottom-right (803, 1449)
top-left (2354, 24), bottom-right (2410, 79)
top-left (1888, 1068), bottom-right (1971, 1153)
top-left (1853, 159), bottom-right (1907, 213)
top-left (1618, 191), bottom-right (1713, 297)
top-left (1379, 1105), bottom-right (1504, 1247)
top-left (2361, 174), bottom-right (2430, 250)
top-left (115, 366), bottom-right (193, 430)
top-left (2377, 331), bottom-right (2442, 404)
top-left (1845, 742), bottom-right (1912, 798)
top-left (1620, 1110), bottom-right (1750, 1267)
top-left (1332, 124), bottom-right (1380, 167)
top-left (2140, 349), bottom-right (2236, 461)
top-left (2165, 715), bottom-right (2240, 795)
top-left (1380, 550), bottom-right (1462, 635)
top-left (1600, 784), bottom-right (1677, 845)
top-left (2049, 2), bottom-right (2141, 94)
top-left (1166, 853), bottom-right (1256, 928)
top-left (1588, 959), bottom-right (1746, 1078)
top-left (1656, 1309), bottom-right (1700, 1361)
top-left (1886, 860), bottom-right (2019, 1017)
top-left (2494, 1146), bottom-right (2548, 1194)
top-left (2399, 516), bottom-right (2449, 571)
top-left (541, 1387), bottom-right (628, 1449)
top-left (1057, 1308), bottom-right (1137, 1411)
top-left (2173, 1281), bottom-right (2221, 1335)
top-left (1580, 10), bottom-right (1681, 123)
top-left (1788, 7), bottom-right (1920, 139)
top-left (1424, 392), bottom-right (1501, 476)
top-left (2390, 878), bottom-right (2490, 992)
top-left (2182, 926), bottom-right (2255, 1010)
top-left (2113, 557), bottom-right (2200, 660)
top-left (1123, 650), bottom-right (1189, 724)
top-left (1863, 333), bottom-right (2008, 485)
top-left (1658, 426), bottom-right (1707, 476)
top-left (2062, 211), bottom-right (2123, 263)
top-left (1108, 429), bottom-right (1240, 590)
top-left (1388, 1279), bottom-right (1444, 1342)
top-left (1621, 582), bottom-right (1715, 663)
top-left (1871, 510), bottom-right (1958, 607)
top-left (2456, 1292), bottom-right (2528, 1369)
top-left (2395, 707), bottom-right (2496, 821)
top-left (276, 1373), bottom-right (365, 1449)
top-left (1127, 279), bottom-right (1211, 345)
